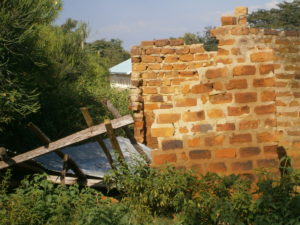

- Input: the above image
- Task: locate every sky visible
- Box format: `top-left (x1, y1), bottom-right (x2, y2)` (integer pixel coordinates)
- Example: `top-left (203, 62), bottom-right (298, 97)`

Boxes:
top-left (56, 0), bottom-right (291, 50)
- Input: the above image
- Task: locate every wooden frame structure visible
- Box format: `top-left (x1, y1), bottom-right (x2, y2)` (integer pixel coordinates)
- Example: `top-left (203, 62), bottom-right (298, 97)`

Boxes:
top-left (0, 107), bottom-right (150, 186)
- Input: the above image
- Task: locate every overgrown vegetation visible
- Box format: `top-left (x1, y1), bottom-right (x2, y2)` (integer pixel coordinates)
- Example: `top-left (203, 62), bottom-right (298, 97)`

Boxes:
top-left (0, 0), bottom-right (130, 152)
top-left (1, 162), bottom-right (300, 225)
top-left (248, 0), bottom-right (300, 30)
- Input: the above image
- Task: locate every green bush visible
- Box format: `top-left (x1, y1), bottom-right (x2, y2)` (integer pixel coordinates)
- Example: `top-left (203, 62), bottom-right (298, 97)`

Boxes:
top-left (1, 164), bottom-right (300, 225)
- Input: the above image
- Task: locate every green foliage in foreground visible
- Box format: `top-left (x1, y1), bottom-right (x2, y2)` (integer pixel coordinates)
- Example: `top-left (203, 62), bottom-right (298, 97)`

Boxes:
top-left (1, 163), bottom-right (300, 225)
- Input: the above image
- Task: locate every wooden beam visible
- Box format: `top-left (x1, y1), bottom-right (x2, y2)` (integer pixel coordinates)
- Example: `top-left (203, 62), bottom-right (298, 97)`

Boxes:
top-left (80, 107), bottom-right (115, 169)
top-left (61, 154), bottom-right (69, 185)
top-left (105, 119), bottom-right (126, 167)
top-left (47, 175), bottom-right (105, 188)
top-left (101, 99), bottom-right (151, 163)
top-left (0, 115), bottom-right (134, 170)
top-left (27, 122), bottom-right (87, 182)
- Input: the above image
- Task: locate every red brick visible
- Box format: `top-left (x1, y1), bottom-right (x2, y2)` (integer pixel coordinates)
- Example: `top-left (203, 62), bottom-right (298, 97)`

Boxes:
top-left (257, 159), bottom-right (278, 168)
top-left (170, 39), bottom-right (184, 46)
top-left (161, 64), bottom-right (173, 70)
top-left (239, 147), bottom-right (261, 157)
top-left (239, 120), bottom-right (259, 130)
top-left (226, 79), bottom-right (247, 90)
top-left (221, 16), bottom-right (237, 25)
top-left (254, 104), bottom-right (276, 115)
top-left (213, 81), bottom-right (224, 91)
top-left (259, 64), bottom-right (275, 75)
top-left (157, 113), bottom-right (180, 124)
top-left (153, 153), bottom-right (177, 165)
top-left (190, 45), bottom-right (205, 53)
top-left (230, 133), bottom-right (252, 144)
top-left (235, 92), bottom-right (257, 103)
top-left (142, 72), bottom-right (156, 79)
top-left (218, 48), bottom-right (230, 56)
top-left (160, 103), bottom-right (173, 109)
top-left (195, 54), bottom-right (209, 61)
top-left (216, 58), bottom-right (233, 64)
top-left (192, 124), bottom-right (213, 133)
top-left (250, 52), bottom-right (274, 62)
top-left (179, 54), bottom-right (194, 62)
top-left (141, 40), bottom-right (154, 46)
top-left (142, 55), bottom-right (157, 63)
top-left (154, 39), bottom-right (170, 47)
top-left (133, 64), bottom-right (147, 71)
top-left (150, 95), bottom-right (164, 102)
top-left (162, 140), bottom-right (183, 150)
top-left (264, 145), bottom-right (278, 155)
top-left (209, 93), bottom-right (232, 104)
top-left (173, 64), bottom-right (187, 70)
top-left (257, 132), bottom-right (279, 143)
top-left (219, 39), bottom-right (235, 46)
top-left (183, 111), bottom-right (205, 122)
top-left (205, 135), bottom-right (224, 146)
top-left (145, 47), bottom-right (161, 55)
top-left (160, 86), bottom-right (175, 94)
top-left (191, 83), bottom-right (213, 94)
top-left (151, 127), bottom-right (174, 137)
top-left (148, 64), bottom-right (161, 70)
top-left (175, 98), bottom-right (197, 107)
top-left (161, 48), bottom-right (176, 54)
top-left (147, 80), bottom-right (162, 86)
top-left (207, 162), bottom-right (227, 173)
top-left (164, 55), bottom-right (178, 63)
top-left (231, 27), bottom-right (250, 35)
top-left (233, 65), bottom-right (256, 76)
top-left (206, 67), bottom-right (229, 79)
top-left (228, 106), bottom-right (250, 116)
top-left (287, 131), bottom-right (300, 136)
top-left (261, 91), bottom-right (275, 102)
top-left (215, 148), bottom-right (236, 158)
top-left (231, 161), bottom-right (253, 171)
top-left (208, 109), bottom-right (225, 119)
top-left (189, 150), bottom-right (211, 159)
top-left (187, 138), bottom-right (201, 147)
top-left (216, 123), bottom-right (235, 131)
top-left (253, 77), bottom-right (275, 87)
top-left (143, 87), bottom-right (157, 94)
top-left (176, 46), bottom-right (190, 54)
top-left (144, 103), bottom-right (159, 110)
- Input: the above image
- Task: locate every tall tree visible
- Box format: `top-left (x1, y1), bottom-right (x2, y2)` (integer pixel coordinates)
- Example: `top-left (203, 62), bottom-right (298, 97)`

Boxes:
top-left (179, 27), bottom-right (218, 51)
top-left (0, 0), bottom-right (61, 131)
top-left (248, 0), bottom-right (300, 29)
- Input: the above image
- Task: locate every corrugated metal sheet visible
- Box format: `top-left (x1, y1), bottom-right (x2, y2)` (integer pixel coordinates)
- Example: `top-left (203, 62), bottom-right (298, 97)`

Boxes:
top-left (109, 59), bottom-right (131, 75)
top-left (33, 137), bottom-right (151, 178)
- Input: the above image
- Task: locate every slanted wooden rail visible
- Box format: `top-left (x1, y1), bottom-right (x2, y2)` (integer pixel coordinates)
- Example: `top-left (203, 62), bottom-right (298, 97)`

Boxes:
top-left (0, 115), bottom-right (133, 170)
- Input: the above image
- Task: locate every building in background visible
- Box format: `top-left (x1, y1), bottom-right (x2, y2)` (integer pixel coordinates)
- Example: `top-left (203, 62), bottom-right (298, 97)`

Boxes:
top-left (109, 59), bottom-right (131, 89)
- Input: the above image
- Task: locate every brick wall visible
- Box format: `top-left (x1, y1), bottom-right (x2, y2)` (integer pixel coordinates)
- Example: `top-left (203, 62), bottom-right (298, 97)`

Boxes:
top-left (130, 7), bottom-right (300, 177)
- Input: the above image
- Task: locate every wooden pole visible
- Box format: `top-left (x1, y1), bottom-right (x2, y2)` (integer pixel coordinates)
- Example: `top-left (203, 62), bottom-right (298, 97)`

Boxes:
top-left (80, 107), bottom-right (115, 169)
top-left (27, 122), bottom-right (87, 183)
top-left (61, 154), bottom-right (69, 185)
top-left (101, 99), bottom-right (151, 163)
top-left (104, 119), bottom-right (126, 167)
top-left (0, 115), bottom-right (133, 170)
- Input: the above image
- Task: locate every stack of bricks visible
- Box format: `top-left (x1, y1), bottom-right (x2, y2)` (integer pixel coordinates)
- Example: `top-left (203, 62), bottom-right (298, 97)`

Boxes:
top-left (130, 6), bottom-right (300, 177)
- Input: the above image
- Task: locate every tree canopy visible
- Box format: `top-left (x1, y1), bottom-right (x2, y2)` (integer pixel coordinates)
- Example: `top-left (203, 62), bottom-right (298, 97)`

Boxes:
top-left (248, 0), bottom-right (300, 30)
top-left (0, 0), bottom-right (130, 152)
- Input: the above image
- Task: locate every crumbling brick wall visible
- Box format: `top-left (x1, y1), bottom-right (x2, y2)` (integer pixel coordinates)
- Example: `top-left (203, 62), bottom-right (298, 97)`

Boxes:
top-left (130, 7), bottom-right (300, 177)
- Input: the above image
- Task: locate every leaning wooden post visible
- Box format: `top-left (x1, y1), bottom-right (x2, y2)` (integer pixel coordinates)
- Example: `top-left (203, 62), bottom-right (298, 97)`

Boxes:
top-left (61, 154), bottom-right (69, 185)
top-left (27, 122), bottom-right (87, 183)
top-left (80, 107), bottom-right (115, 170)
top-left (104, 119), bottom-right (127, 167)
top-left (100, 99), bottom-right (151, 164)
